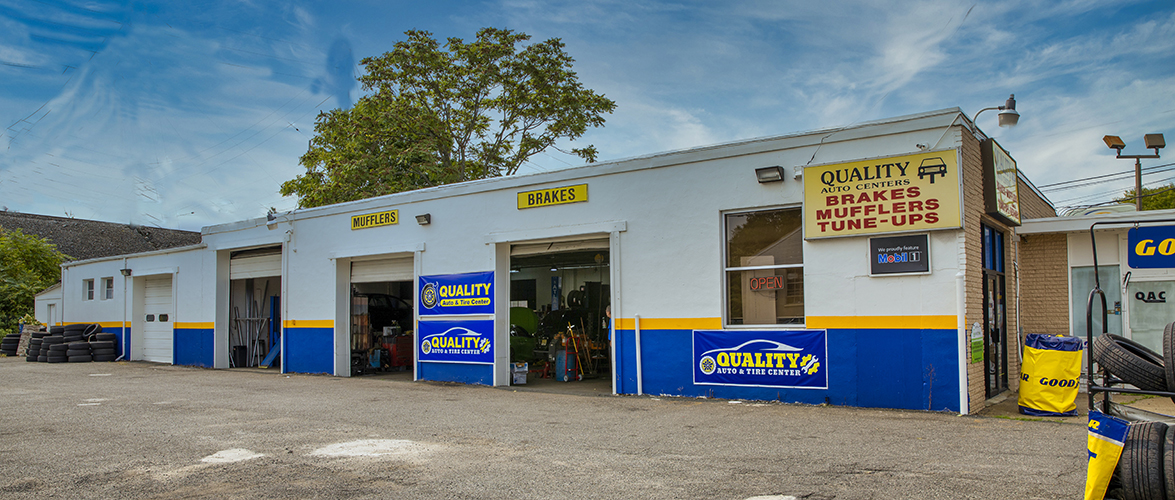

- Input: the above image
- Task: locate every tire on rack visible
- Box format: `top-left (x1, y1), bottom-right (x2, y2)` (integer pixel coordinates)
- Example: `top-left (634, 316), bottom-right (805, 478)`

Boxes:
top-left (1094, 334), bottom-right (1168, 392)
top-left (1117, 421), bottom-right (1167, 500)
top-left (1165, 425), bottom-right (1175, 500)
top-left (1164, 322), bottom-right (1175, 404)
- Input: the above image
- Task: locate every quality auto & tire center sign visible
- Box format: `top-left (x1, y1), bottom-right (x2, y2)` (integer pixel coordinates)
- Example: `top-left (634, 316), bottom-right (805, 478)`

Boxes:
top-left (803, 150), bottom-right (963, 239)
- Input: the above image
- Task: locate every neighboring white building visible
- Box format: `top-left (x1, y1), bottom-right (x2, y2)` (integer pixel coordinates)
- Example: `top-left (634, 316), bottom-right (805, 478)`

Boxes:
top-left (42, 108), bottom-right (1053, 414)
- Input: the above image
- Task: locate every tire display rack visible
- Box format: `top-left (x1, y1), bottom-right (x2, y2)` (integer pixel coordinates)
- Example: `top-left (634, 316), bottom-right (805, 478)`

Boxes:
top-left (1084, 219), bottom-right (1175, 499)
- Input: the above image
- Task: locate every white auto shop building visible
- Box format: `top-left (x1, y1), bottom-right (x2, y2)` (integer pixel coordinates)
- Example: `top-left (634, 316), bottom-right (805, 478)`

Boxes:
top-left (40, 108), bottom-right (1054, 414)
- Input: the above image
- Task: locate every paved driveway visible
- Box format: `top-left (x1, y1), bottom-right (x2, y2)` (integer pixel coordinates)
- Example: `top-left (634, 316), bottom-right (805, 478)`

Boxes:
top-left (0, 358), bottom-right (1086, 499)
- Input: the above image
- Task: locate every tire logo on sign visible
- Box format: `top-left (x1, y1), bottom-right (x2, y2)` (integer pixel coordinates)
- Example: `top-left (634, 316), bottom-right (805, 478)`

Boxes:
top-left (699, 356), bottom-right (717, 375)
top-left (421, 283), bottom-right (438, 309)
top-left (421, 341), bottom-right (431, 355)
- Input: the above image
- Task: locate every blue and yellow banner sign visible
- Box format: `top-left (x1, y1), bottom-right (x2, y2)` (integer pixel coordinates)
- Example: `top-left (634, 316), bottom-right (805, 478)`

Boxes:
top-left (693, 329), bottom-right (828, 389)
top-left (1085, 411), bottom-right (1129, 500)
top-left (1128, 225), bottom-right (1175, 269)
top-left (418, 271), bottom-right (494, 316)
top-left (418, 319), bottom-right (493, 364)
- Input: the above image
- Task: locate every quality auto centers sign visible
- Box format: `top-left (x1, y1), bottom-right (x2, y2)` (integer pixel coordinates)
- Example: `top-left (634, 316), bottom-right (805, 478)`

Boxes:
top-left (803, 150), bottom-right (963, 239)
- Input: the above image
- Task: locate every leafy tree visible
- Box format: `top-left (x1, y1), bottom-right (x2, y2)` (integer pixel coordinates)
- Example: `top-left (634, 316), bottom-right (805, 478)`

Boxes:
top-left (1116, 183), bottom-right (1175, 211)
top-left (0, 228), bottom-right (69, 333)
top-left (282, 28), bottom-right (617, 208)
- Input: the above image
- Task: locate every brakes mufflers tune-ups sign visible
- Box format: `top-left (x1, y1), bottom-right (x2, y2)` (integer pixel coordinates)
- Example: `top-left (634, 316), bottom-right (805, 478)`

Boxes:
top-left (693, 330), bottom-right (828, 389)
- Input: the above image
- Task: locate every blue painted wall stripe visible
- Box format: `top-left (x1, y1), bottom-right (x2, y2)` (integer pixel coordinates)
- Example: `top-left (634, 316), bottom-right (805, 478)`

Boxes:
top-left (286, 327), bottom-right (333, 374)
top-left (173, 328), bottom-right (214, 367)
top-left (419, 362), bottom-right (493, 385)
top-left (613, 328), bottom-right (960, 411)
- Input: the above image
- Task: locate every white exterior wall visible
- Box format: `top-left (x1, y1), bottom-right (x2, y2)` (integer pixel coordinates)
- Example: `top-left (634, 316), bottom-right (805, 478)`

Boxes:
top-left (53, 108), bottom-right (976, 402)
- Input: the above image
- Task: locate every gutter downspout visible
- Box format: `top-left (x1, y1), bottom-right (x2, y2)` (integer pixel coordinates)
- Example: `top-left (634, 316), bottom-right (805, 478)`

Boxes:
top-left (956, 270), bottom-right (969, 415)
top-left (117, 257), bottom-right (127, 361)
top-left (635, 315), bottom-right (644, 396)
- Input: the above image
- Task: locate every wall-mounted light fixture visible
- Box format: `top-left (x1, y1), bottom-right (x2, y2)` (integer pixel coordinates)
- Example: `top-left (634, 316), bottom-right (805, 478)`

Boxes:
top-left (1103, 133), bottom-right (1165, 210)
top-left (266, 212), bottom-right (277, 230)
top-left (755, 166), bottom-right (786, 183)
top-left (120, 269), bottom-right (132, 276)
top-left (415, 214), bottom-right (431, 225)
top-left (792, 166), bottom-right (803, 180)
top-left (973, 94), bottom-right (1020, 128)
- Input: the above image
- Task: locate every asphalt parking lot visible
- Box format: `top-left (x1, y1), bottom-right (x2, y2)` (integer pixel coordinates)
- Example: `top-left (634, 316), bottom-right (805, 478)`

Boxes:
top-left (0, 357), bottom-right (1086, 499)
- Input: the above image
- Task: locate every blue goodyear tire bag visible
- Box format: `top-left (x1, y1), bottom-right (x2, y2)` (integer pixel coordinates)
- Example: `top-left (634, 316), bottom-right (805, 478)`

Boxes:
top-left (1018, 333), bottom-right (1083, 416)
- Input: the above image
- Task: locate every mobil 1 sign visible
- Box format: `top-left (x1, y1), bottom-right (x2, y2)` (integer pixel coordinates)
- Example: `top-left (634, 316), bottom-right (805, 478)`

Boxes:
top-left (870, 234), bottom-right (930, 275)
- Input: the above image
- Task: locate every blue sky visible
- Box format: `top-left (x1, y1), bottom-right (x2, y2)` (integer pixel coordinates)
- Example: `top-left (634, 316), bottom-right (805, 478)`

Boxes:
top-left (2, 0), bottom-right (1173, 231)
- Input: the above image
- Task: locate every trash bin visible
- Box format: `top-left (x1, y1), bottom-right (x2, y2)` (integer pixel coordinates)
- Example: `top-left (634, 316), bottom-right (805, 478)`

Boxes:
top-left (1018, 334), bottom-right (1083, 416)
top-left (511, 362), bottom-right (528, 385)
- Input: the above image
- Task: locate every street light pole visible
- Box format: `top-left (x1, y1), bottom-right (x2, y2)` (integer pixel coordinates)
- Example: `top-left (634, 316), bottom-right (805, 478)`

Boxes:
top-left (1103, 134), bottom-right (1165, 211)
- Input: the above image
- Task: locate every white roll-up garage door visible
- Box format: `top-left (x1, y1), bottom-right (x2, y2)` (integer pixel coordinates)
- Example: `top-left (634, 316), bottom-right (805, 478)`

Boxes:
top-left (350, 257), bottom-right (413, 283)
top-left (510, 238), bottom-right (609, 256)
top-left (230, 248), bottom-right (282, 279)
top-left (143, 275), bottom-right (173, 363)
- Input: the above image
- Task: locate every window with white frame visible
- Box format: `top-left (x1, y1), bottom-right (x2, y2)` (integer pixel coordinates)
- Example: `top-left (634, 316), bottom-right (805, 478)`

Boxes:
top-left (724, 207), bottom-right (805, 325)
top-left (83, 279), bottom-right (95, 301)
top-left (102, 277), bottom-right (114, 300)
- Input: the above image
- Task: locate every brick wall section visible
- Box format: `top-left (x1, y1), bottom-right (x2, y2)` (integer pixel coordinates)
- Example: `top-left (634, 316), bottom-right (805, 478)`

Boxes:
top-left (1019, 183), bottom-right (1056, 220)
top-left (1019, 233), bottom-right (1070, 335)
top-left (961, 130), bottom-right (1031, 413)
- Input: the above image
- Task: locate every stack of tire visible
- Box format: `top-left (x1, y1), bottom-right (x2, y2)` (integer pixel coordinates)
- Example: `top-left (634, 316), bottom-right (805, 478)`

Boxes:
top-left (44, 335), bottom-right (68, 363)
top-left (1, 332), bottom-right (20, 355)
top-left (91, 332), bottom-right (118, 362)
top-left (24, 329), bottom-right (50, 361)
top-left (1094, 324), bottom-right (1175, 499)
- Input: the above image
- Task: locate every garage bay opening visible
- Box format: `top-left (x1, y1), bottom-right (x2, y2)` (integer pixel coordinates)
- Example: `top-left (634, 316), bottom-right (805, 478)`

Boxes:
top-left (509, 238), bottom-right (611, 392)
top-left (349, 256), bottom-right (415, 377)
top-left (228, 246), bottom-right (282, 369)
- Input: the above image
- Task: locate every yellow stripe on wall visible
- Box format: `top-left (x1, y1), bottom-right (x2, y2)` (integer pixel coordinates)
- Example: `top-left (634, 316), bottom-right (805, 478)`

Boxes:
top-left (613, 316), bottom-right (958, 330)
top-left (806, 315), bottom-right (958, 330)
top-left (283, 319), bottom-right (334, 328)
top-left (175, 322), bottom-right (214, 329)
top-left (615, 317), bottom-right (722, 330)
top-left (64, 321), bottom-right (127, 329)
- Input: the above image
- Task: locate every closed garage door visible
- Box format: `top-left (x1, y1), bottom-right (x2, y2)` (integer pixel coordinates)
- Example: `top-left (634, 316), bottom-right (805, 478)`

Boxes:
top-left (143, 275), bottom-right (173, 363)
top-left (350, 256), bottom-right (413, 283)
top-left (230, 247), bottom-right (282, 279)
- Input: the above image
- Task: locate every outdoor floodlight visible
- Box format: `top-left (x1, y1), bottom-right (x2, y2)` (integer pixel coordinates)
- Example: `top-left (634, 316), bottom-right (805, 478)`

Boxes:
top-left (1145, 134), bottom-right (1166, 151)
top-left (755, 166), bottom-right (786, 183)
top-left (415, 213), bottom-right (431, 225)
top-left (973, 94), bottom-right (1020, 128)
top-left (120, 269), bottom-right (132, 277)
top-left (266, 212), bottom-right (277, 230)
top-left (1104, 133), bottom-right (1165, 211)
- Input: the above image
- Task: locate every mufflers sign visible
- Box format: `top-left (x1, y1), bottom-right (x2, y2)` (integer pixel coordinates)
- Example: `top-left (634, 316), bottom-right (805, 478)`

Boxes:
top-left (693, 329), bottom-right (827, 389)
top-left (803, 150), bottom-right (962, 239)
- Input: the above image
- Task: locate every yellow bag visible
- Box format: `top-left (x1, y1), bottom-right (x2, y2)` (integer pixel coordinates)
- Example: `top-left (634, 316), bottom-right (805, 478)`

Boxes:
top-left (1018, 334), bottom-right (1082, 416)
top-left (1085, 411), bottom-right (1128, 500)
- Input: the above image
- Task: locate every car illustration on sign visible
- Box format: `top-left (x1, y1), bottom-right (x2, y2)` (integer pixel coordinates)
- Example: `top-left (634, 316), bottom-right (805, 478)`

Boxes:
top-left (917, 157), bottom-right (948, 184)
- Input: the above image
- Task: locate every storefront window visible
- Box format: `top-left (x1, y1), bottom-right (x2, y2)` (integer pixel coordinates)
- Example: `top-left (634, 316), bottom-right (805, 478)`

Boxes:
top-left (724, 208), bottom-right (804, 325)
